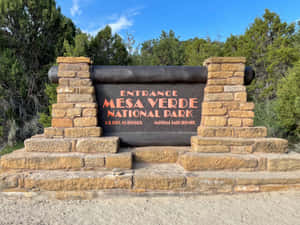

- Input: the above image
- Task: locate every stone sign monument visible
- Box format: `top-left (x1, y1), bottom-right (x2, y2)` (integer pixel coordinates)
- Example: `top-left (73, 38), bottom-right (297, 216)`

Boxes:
top-left (0, 56), bottom-right (299, 199)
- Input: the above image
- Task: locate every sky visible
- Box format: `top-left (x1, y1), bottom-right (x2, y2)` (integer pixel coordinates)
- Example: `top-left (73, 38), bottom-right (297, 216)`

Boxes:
top-left (56, 0), bottom-right (300, 44)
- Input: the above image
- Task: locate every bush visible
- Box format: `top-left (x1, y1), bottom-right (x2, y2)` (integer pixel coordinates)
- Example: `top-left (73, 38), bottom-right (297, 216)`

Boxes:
top-left (39, 83), bottom-right (57, 128)
top-left (275, 60), bottom-right (300, 139)
top-left (254, 100), bottom-right (284, 137)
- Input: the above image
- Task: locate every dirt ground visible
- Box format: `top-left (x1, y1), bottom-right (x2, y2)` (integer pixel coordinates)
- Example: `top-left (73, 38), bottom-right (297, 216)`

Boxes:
top-left (0, 191), bottom-right (299, 225)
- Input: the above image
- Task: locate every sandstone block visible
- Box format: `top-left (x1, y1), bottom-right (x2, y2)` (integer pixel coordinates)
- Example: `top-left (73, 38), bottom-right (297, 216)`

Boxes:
top-left (58, 78), bottom-right (70, 86)
top-left (259, 184), bottom-right (300, 192)
top-left (24, 174), bottom-right (132, 191)
top-left (201, 116), bottom-right (227, 126)
top-left (106, 152), bottom-right (132, 169)
top-left (234, 185), bottom-right (259, 193)
top-left (52, 118), bottom-right (73, 128)
top-left (215, 127), bottom-right (234, 137)
top-left (57, 57), bottom-right (91, 64)
top-left (191, 136), bottom-right (255, 146)
top-left (57, 87), bottom-right (75, 94)
top-left (52, 103), bottom-right (74, 109)
top-left (51, 109), bottom-right (66, 118)
top-left (202, 107), bottom-right (227, 116)
top-left (58, 71), bottom-right (76, 78)
top-left (59, 63), bottom-right (89, 72)
top-left (0, 174), bottom-right (20, 190)
top-left (202, 102), bottom-right (223, 109)
top-left (208, 77), bottom-right (244, 85)
top-left (229, 111), bottom-right (254, 118)
top-left (186, 177), bottom-right (233, 193)
top-left (67, 108), bottom-right (81, 118)
top-left (82, 108), bottom-right (97, 117)
top-left (226, 77), bottom-right (244, 85)
top-left (204, 86), bottom-right (224, 93)
top-left (69, 79), bottom-right (92, 87)
top-left (228, 118), bottom-right (242, 127)
top-left (75, 103), bottom-right (98, 108)
top-left (76, 137), bottom-right (119, 153)
top-left (57, 94), bottom-right (95, 103)
top-left (191, 145), bottom-right (230, 153)
top-left (222, 102), bottom-right (239, 110)
top-left (240, 102), bottom-right (255, 110)
top-left (77, 71), bottom-right (90, 78)
top-left (0, 153), bottom-right (83, 170)
top-left (207, 64), bottom-right (221, 72)
top-left (233, 127), bottom-right (267, 138)
top-left (178, 153), bottom-right (258, 171)
top-left (268, 158), bottom-right (300, 171)
top-left (253, 138), bottom-right (288, 153)
top-left (204, 93), bottom-right (234, 101)
top-left (233, 72), bottom-right (245, 77)
top-left (64, 127), bottom-right (102, 138)
top-left (243, 119), bottom-right (254, 127)
top-left (230, 146), bottom-right (253, 154)
top-left (25, 138), bottom-right (72, 152)
top-left (84, 156), bottom-right (105, 168)
top-left (197, 126), bottom-right (216, 137)
top-left (79, 87), bottom-right (95, 94)
top-left (133, 147), bottom-right (186, 163)
top-left (208, 72), bottom-right (233, 79)
top-left (134, 174), bottom-right (185, 190)
top-left (221, 63), bottom-right (245, 72)
top-left (204, 57), bottom-right (246, 64)
top-left (234, 92), bottom-right (247, 102)
top-left (44, 128), bottom-right (64, 138)
top-left (74, 117), bottom-right (97, 127)
top-left (224, 85), bottom-right (246, 92)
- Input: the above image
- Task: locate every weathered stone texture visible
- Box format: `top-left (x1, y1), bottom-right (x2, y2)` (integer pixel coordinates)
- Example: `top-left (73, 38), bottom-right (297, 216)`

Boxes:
top-left (64, 127), bottom-right (102, 138)
top-left (25, 138), bottom-right (72, 152)
top-left (76, 137), bottom-right (119, 153)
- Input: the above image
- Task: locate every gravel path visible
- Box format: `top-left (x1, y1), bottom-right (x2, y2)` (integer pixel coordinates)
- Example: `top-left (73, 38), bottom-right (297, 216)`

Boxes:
top-left (0, 192), bottom-right (299, 225)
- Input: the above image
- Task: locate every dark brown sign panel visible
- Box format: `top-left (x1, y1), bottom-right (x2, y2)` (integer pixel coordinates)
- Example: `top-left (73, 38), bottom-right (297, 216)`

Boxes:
top-left (96, 83), bottom-right (205, 146)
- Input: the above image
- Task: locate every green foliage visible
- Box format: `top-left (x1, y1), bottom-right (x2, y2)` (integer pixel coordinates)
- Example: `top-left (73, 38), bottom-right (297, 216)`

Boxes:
top-left (88, 26), bottom-right (129, 65)
top-left (0, 142), bottom-right (24, 156)
top-left (254, 100), bottom-right (284, 137)
top-left (64, 31), bottom-right (89, 57)
top-left (223, 9), bottom-right (299, 101)
top-left (0, 0), bottom-right (75, 145)
top-left (184, 38), bottom-right (223, 65)
top-left (39, 83), bottom-right (57, 128)
top-left (139, 30), bottom-right (185, 65)
top-left (275, 60), bottom-right (300, 138)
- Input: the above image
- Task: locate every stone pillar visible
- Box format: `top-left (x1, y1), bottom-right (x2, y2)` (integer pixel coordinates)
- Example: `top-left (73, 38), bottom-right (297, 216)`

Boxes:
top-left (191, 57), bottom-right (287, 154)
top-left (201, 57), bottom-right (254, 128)
top-left (45, 57), bottom-right (102, 138)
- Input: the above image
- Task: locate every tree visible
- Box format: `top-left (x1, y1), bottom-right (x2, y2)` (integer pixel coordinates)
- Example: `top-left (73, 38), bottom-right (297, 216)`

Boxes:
top-left (276, 60), bottom-right (300, 139)
top-left (88, 26), bottom-right (129, 65)
top-left (184, 38), bottom-right (223, 65)
top-left (223, 9), bottom-right (299, 101)
top-left (64, 31), bottom-right (90, 57)
top-left (0, 0), bottom-right (76, 146)
top-left (139, 30), bottom-right (185, 65)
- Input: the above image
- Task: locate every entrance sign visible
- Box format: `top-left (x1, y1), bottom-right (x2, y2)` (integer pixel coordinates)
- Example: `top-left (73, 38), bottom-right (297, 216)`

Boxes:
top-left (48, 65), bottom-right (255, 146)
top-left (96, 83), bottom-right (204, 145)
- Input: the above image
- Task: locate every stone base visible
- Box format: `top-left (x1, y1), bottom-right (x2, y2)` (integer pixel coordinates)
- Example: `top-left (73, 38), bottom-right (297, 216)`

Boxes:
top-left (177, 152), bottom-right (300, 171)
top-left (191, 136), bottom-right (288, 153)
top-left (25, 136), bottom-right (119, 153)
top-left (1, 163), bottom-right (300, 199)
top-left (0, 149), bottom-right (132, 170)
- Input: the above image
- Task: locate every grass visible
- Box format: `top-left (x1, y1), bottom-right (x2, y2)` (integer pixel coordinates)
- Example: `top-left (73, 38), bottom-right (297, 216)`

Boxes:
top-left (0, 142), bottom-right (24, 156)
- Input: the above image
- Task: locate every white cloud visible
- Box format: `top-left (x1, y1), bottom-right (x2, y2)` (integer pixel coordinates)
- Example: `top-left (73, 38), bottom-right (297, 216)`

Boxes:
top-left (70, 0), bottom-right (82, 17)
top-left (84, 16), bottom-right (134, 37)
top-left (108, 16), bottom-right (133, 34)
